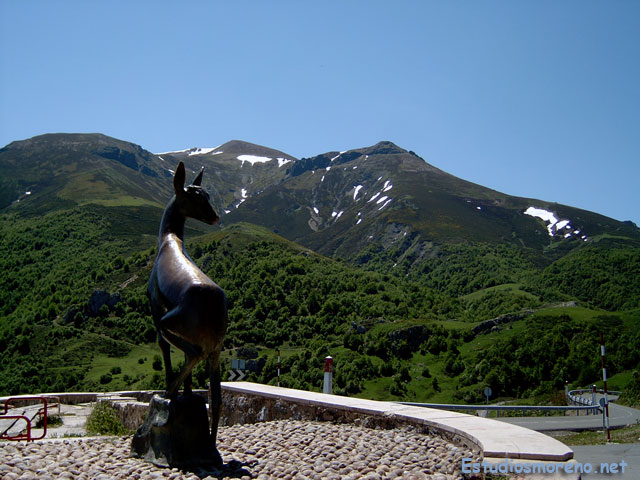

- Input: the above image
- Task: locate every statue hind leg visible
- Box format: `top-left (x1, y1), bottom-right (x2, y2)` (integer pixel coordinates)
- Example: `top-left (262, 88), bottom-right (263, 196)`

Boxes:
top-left (161, 329), bottom-right (203, 398)
top-left (166, 353), bottom-right (201, 399)
top-left (160, 306), bottom-right (204, 398)
top-left (149, 298), bottom-right (175, 394)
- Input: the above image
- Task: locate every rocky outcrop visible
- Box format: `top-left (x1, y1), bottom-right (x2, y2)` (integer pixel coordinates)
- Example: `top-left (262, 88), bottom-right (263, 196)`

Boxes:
top-left (94, 146), bottom-right (138, 170)
top-left (471, 310), bottom-right (534, 335)
top-left (86, 290), bottom-right (122, 316)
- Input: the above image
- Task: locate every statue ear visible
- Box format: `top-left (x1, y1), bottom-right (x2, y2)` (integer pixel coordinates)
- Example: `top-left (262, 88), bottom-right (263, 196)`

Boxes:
top-left (192, 166), bottom-right (204, 186)
top-left (173, 162), bottom-right (186, 193)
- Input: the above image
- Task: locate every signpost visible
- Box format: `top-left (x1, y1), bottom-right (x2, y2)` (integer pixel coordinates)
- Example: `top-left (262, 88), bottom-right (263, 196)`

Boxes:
top-left (228, 358), bottom-right (247, 382)
top-left (484, 387), bottom-right (492, 405)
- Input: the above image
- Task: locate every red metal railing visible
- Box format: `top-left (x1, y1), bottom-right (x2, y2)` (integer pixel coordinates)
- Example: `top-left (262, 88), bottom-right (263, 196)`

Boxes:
top-left (1, 396), bottom-right (48, 441)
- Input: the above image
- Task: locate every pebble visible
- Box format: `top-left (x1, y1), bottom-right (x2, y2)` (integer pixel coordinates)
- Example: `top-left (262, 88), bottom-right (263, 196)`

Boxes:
top-left (0, 420), bottom-right (480, 479)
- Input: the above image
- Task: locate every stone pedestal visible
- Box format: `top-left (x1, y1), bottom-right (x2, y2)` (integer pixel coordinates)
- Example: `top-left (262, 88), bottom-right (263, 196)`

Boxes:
top-left (131, 393), bottom-right (222, 468)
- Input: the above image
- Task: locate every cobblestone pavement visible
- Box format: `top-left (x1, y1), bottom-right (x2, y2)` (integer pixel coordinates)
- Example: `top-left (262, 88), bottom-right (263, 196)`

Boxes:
top-left (0, 420), bottom-right (479, 479)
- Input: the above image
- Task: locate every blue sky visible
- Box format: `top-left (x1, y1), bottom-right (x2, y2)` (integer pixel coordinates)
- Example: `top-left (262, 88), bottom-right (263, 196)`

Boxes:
top-left (1, 1), bottom-right (639, 225)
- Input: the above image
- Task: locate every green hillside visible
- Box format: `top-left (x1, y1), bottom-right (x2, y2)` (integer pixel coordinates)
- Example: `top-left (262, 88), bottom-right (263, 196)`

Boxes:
top-left (1, 209), bottom-right (639, 403)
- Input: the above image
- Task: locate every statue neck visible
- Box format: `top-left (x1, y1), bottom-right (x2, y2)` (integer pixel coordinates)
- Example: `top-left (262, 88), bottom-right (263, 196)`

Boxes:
top-left (159, 197), bottom-right (185, 246)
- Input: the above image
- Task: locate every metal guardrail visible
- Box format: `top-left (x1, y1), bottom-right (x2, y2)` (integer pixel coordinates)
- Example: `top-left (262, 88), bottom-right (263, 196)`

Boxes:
top-left (396, 387), bottom-right (623, 419)
top-left (398, 402), bottom-right (600, 416)
top-left (0, 396), bottom-right (49, 441)
top-left (567, 388), bottom-right (621, 415)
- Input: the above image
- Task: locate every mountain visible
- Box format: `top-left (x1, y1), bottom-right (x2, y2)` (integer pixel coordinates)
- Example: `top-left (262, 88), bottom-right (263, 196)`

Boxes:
top-left (222, 140), bottom-right (640, 264)
top-left (0, 133), bottom-right (174, 214)
top-left (4, 133), bottom-right (636, 259)
top-left (155, 140), bottom-right (297, 214)
top-left (1, 132), bottom-right (639, 401)
top-left (2, 132), bottom-right (639, 303)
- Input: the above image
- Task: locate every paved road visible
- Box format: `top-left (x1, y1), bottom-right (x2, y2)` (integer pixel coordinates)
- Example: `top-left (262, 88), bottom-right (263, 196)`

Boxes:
top-left (571, 444), bottom-right (640, 480)
top-left (496, 396), bottom-right (640, 432)
top-left (495, 396), bottom-right (640, 478)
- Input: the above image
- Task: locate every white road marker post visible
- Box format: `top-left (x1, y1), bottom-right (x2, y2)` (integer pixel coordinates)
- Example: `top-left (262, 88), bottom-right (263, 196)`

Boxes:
top-left (323, 356), bottom-right (333, 394)
top-left (600, 332), bottom-right (611, 442)
top-left (277, 349), bottom-right (281, 388)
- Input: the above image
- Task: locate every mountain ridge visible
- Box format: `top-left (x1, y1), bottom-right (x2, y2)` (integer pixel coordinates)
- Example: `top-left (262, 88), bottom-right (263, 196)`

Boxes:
top-left (2, 133), bottom-right (638, 250)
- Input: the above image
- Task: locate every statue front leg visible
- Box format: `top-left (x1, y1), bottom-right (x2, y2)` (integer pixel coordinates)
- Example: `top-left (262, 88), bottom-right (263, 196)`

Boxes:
top-left (208, 354), bottom-right (223, 465)
top-left (158, 335), bottom-right (174, 397)
top-left (183, 352), bottom-right (193, 396)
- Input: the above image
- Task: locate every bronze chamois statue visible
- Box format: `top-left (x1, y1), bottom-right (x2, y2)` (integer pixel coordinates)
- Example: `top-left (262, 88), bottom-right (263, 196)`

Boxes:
top-left (147, 161), bottom-right (228, 464)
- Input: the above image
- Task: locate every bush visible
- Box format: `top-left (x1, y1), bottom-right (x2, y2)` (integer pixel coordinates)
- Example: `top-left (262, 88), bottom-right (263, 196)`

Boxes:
top-left (152, 355), bottom-right (163, 371)
top-left (36, 414), bottom-right (63, 428)
top-left (85, 401), bottom-right (130, 436)
top-left (432, 377), bottom-right (440, 392)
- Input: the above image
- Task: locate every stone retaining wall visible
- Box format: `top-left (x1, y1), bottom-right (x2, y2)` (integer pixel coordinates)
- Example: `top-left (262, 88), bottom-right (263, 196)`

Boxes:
top-left (218, 388), bottom-right (480, 454)
top-left (102, 387), bottom-right (479, 455)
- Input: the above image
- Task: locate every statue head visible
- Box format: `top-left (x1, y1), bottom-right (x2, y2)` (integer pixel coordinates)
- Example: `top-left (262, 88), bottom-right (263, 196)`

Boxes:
top-left (173, 161), bottom-right (219, 225)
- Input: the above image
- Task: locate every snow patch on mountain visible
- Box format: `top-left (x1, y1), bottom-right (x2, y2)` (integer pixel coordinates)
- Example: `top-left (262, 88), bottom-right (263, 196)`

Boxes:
top-left (155, 148), bottom-right (191, 155)
top-left (330, 151), bottom-right (347, 162)
top-left (377, 197), bottom-right (392, 210)
top-left (189, 147), bottom-right (220, 156)
top-left (237, 154), bottom-right (272, 166)
top-left (368, 192), bottom-right (381, 203)
top-left (524, 206), bottom-right (586, 240)
top-left (155, 146), bottom-right (222, 156)
top-left (354, 185), bottom-right (364, 200)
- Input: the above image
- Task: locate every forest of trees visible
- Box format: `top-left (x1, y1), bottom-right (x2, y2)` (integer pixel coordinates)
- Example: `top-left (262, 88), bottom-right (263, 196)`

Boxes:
top-left (1, 207), bottom-right (639, 406)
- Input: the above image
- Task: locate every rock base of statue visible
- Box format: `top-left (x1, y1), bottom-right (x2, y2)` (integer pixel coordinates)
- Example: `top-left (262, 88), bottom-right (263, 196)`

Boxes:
top-left (131, 393), bottom-right (222, 468)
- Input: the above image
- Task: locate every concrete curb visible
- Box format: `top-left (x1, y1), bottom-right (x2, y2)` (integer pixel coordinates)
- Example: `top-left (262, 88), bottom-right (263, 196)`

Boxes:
top-left (222, 382), bottom-right (574, 463)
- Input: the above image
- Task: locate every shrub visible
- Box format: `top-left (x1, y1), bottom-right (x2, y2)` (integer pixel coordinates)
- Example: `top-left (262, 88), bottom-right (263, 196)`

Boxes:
top-left (152, 355), bottom-right (163, 371)
top-left (35, 414), bottom-right (63, 428)
top-left (85, 401), bottom-right (130, 436)
top-left (432, 377), bottom-right (440, 392)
